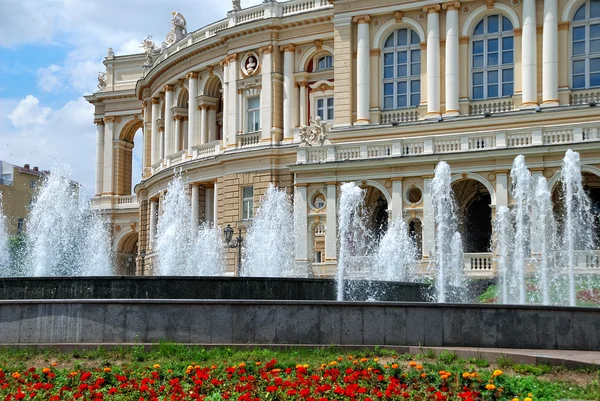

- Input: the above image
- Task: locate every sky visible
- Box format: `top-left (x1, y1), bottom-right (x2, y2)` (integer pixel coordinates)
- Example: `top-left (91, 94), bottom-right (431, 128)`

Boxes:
top-left (0, 0), bottom-right (262, 200)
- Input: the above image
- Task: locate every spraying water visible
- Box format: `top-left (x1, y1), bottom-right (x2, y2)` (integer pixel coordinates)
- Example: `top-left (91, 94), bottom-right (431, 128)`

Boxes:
top-left (561, 150), bottom-right (595, 306)
top-left (189, 223), bottom-right (224, 276)
top-left (24, 170), bottom-right (112, 277)
top-left (243, 184), bottom-right (295, 277)
top-left (0, 194), bottom-right (9, 274)
top-left (430, 162), bottom-right (463, 303)
top-left (337, 182), bottom-right (367, 301)
top-left (450, 232), bottom-right (465, 301)
top-left (374, 217), bottom-right (419, 282)
top-left (510, 155), bottom-right (532, 304)
top-left (494, 206), bottom-right (514, 304)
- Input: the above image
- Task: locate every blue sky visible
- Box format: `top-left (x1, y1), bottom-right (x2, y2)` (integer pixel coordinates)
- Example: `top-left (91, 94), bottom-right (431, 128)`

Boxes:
top-left (0, 0), bottom-right (262, 199)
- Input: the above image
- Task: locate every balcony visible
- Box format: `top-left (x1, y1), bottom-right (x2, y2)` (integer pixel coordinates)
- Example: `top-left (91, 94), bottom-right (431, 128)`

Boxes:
top-left (90, 195), bottom-right (139, 211)
top-left (297, 121), bottom-right (600, 164)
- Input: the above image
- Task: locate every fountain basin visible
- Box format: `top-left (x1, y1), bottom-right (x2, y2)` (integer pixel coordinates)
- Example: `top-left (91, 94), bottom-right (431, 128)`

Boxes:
top-left (0, 276), bottom-right (432, 302)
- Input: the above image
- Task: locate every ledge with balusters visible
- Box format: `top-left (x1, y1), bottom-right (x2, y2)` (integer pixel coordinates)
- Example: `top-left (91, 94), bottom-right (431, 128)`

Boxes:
top-left (297, 122), bottom-right (600, 164)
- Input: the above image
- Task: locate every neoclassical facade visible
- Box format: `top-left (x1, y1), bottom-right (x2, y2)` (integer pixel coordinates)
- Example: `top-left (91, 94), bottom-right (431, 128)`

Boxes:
top-left (86, 0), bottom-right (600, 276)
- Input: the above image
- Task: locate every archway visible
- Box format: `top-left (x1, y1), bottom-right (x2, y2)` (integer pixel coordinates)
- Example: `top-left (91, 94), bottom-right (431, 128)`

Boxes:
top-left (117, 117), bottom-right (144, 196)
top-left (203, 75), bottom-right (224, 141)
top-left (452, 179), bottom-right (492, 253)
top-left (363, 185), bottom-right (389, 245)
top-left (408, 218), bottom-right (423, 257)
top-left (116, 231), bottom-right (138, 275)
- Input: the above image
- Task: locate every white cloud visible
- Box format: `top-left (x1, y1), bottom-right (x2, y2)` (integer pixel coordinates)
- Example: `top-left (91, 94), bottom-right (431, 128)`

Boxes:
top-left (7, 95), bottom-right (52, 128)
top-left (36, 64), bottom-right (62, 92)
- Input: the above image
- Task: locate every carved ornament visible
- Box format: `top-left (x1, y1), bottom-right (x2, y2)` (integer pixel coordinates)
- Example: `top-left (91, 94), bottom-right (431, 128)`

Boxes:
top-left (394, 11), bottom-right (403, 23)
top-left (299, 116), bottom-right (331, 147)
top-left (352, 15), bottom-right (371, 24)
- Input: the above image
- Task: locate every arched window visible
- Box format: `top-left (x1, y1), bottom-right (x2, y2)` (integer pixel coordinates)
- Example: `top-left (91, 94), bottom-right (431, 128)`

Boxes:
top-left (316, 55), bottom-right (333, 71)
top-left (572, 0), bottom-right (600, 89)
top-left (471, 15), bottom-right (514, 100)
top-left (382, 28), bottom-right (421, 110)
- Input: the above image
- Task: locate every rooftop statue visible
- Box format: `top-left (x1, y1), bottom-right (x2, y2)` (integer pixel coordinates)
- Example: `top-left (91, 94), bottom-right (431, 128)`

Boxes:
top-left (97, 72), bottom-right (106, 91)
top-left (232, 0), bottom-right (241, 11)
top-left (163, 11), bottom-right (188, 48)
top-left (140, 36), bottom-right (163, 69)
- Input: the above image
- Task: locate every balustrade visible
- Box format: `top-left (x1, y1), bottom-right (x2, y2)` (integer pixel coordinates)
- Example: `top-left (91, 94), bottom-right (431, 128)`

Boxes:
top-left (544, 130), bottom-right (573, 145)
top-left (434, 139), bottom-right (461, 153)
top-left (380, 110), bottom-right (420, 124)
top-left (469, 99), bottom-right (513, 115)
top-left (507, 133), bottom-right (532, 147)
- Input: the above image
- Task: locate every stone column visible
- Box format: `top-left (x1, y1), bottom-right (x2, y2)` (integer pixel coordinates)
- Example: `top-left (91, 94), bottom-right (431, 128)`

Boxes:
top-left (294, 185), bottom-right (308, 262)
top-left (495, 172), bottom-right (509, 209)
top-left (542, 0), bottom-right (559, 107)
top-left (443, 2), bottom-right (460, 116)
top-left (102, 116), bottom-right (115, 194)
top-left (164, 85), bottom-right (174, 155)
top-left (151, 98), bottom-right (160, 164)
top-left (281, 44), bottom-right (296, 139)
top-left (333, 16), bottom-right (353, 127)
top-left (149, 199), bottom-right (158, 250)
top-left (298, 81), bottom-right (308, 126)
top-left (422, 177), bottom-right (434, 258)
top-left (205, 187), bottom-right (214, 225)
top-left (227, 54), bottom-right (238, 146)
top-left (391, 179), bottom-right (403, 221)
top-left (222, 60), bottom-right (229, 147)
top-left (191, 184), bottom-right (199, 232)
top-left (213, 181), bottom-right (219, 227)
top-left (522, 0), bottom-right (538, 108)
top-left (187, 72), bottom-right (199, 155)
top-left (159, 126), bottom-right (165, 160)
top-left (237, 88), bottom-right (244, 137)
top-left (94, 119), bottom-right (104, 196)
top-left (354, 15), bottom-right (371, 124)
top-left (208, 106), bottom-right (217, 142)
top-left (425, 5), bottom-right (441, 118)
top-left (260, 45), bottom-right (274, 141)
top-left (174, 115), bottom-right (182, 152)
top-left (325, 183), bottom-right (337, 261)
top-left (199, 105), bottom-right (208, 144)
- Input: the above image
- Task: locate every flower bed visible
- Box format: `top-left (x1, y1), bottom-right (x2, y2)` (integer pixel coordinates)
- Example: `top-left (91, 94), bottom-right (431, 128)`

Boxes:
top-left (0, 357), bottom-right (543, 401)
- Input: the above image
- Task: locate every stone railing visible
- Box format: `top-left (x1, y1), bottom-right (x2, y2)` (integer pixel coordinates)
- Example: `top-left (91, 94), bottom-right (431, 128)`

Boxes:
top-left (192, 140), bottom-right (221, 159)
top-left (90, 195), bottom-right (139, 211)
top-left (380, 109), bottom-right (420, 124)
top-left (151, 160), bottom-right (164, 175)
top-left (464, 253), bottom-right (494, 273)
top-left (297, 122), bottom-right (600, 164)
top-left (469, 99), bottom-right (514, 115)
top-left (117, 195), bottom-right (137, 205)
top-left (238, 132), bottom-right (261, 148)
top-left (165, 150), bottom-right (187, 167)
top-left (570, 89), bottom-right (600, 105)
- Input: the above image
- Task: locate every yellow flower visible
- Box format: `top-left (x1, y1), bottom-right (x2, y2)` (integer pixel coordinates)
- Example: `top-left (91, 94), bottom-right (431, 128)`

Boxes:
top-left (470, 372), bottom-right (478, 378)
top-left (255, 362), bottom-right (261, 366)
top-left (296, 364), bottom-right (303, 369)
top-left (492, 369), bottom-right (503, 377)
top-left (524, 398), bottom-right (532, 401)
top-left (416, 365), bottom-right (423, 370)
top-left (441, 374), bottom-right (448, 380)
top-left (103, 367), bottom-right (111, 373)
top-left (238, 362), bottom-right (246, 368)
top-left (373, 358), bottom-right (379, 362)
top-left (153, 364), bottom-right (160, 369)
top-left (329, 361), bottom-right (337, 366)
top-left (303, 364), bottom-right (309, 368)
top-left (391, 364), bottom-right (399, 369)
top-left (486, 384), bottom-right (496, 391)
top-left (353, 360), bottom-right (358, 365)
top-left (512, 398), bottom-right (520, 401)
top-left (462, 372), bottom-right (470, 379)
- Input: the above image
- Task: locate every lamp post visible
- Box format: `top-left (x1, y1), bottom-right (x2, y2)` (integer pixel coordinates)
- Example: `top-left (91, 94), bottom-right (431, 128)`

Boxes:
top-left (139, 250), bottom-right (146, 276)
top-left (224, 224), bottom-right (244, 274)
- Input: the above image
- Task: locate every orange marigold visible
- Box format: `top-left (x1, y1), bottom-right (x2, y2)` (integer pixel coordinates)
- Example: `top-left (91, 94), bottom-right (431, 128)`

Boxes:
top-left (42, 368), bottom-right (51, 375)
top-left (486, 384), bottom-right (496, 391)
top-left (391, 364), bottom-right (399, 369)
top-left (103, 367), bottom-right (112, 373)
top-left (409, 361), bottom-right (417, 367)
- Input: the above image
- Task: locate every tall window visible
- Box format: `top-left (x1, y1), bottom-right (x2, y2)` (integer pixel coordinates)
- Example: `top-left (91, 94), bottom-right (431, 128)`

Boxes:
top-left (572, 0), bottom-right (600, 89)
top-left (30, 180), bottom-right (36, 189)
top-left (242, 186), bottom-right (254, 221)
top-left (471, 15), bottom-right (514, 100)
top-left (316, 97), bottom-right (334, 121)
top-left (382, 28), bottom-right (421, 109)
top-left (247, 97), bottom-right (260, 133)
top-left (317, 55), bottom-right (333, 71)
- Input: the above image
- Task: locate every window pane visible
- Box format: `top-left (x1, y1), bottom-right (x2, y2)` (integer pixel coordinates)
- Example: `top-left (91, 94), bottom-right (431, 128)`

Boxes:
top-left (410, 93), bottom-right (420, 107)
top-left (592, 24), bottom-right (600, 39)
top-left (573, 26), bottom-right (586, 41)
top-left (384, 34), bottom-right (394, 48)
top-left (411, 49), bottom-right (421, 62)
top-left (473, 40), bottom-right (484, 54)
top-left (502, 50), bottom-right (514, 64)
top-left (318, 58), bottom-right (326, 70)
top-left (248, 97), bottom-right (259, 109)
top-left (397, 29), bottom-right (408, 47)
top-left (488, 52), bottom-right (499, 66)
top-left (243, 187), bottom-right (253, 198)
top-left (398, 65), bottom-right (408, 77)
top-left (317, 98), bottom-right (323, 109)
top-left (592, 39), bottom-right (600, 53)
top-left (488, 38), bottom-right (498, 52)
top-left (488, 70), bottom-right (498, 84)
top-left (397, 51), bottom-right (407, 64)
top-left (410, 80), bottom-right (420, 93)
top-left (574, 4), bottom-right (586, 21)
top-left (502, 83), bottom-right (514, 96)
top-left (488, 84), bottom-right (498, 98)
top-left (384, 67), bottom-right (394, 79)
top-left (591, 73), bottom-right (600, 87)
top-left (397, 95), bottom-right (407, 108)
top-left (473, 72), bottom-right (484, 86)
top-left (591, 57), bottom-right (600, 72)
top-left (327, 98), bottom-right (334, 108)
top-left (473, 86), bottom-right (484, 99)
top-left (327, 108), bottom-right (334, 120)
top-left (473, 55), bottom-right (484, 68)
top-left (502, 17), bottom-right (513, 31)
top-left (384, 96), bottom-right (394, 109)
top-left (411, 30), bottom-right (420, 45)
top-left (474, 20), bottom-right (484, 35)
top-left (384, 53), bottom-right (394, 66)
top-left (397, 81), bottom-right (407, 94)
top-left (502, 68), bottom-right (514, 82)
top-left (502, 36), bottom-right (514, 50)
top-left (573, 74), bottom-right (586, 89)
top-left (488, 15), bottom-right (499, 33)
top-left (573, 41), bottom-right (586, 56)
top-left (573, 60), bottom-right (586, 74)
top-left (384, 83), bottom-right (394, 96)
top-left (411, 62), bottom-right (420, 76)
top-left (592, 0), bottom-right (600, 18)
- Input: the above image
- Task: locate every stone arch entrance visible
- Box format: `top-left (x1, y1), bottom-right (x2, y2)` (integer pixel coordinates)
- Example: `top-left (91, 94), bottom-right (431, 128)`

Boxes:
top-left (116, 231), bottom-right (138, 275)
top-left (408, 218), bottom-right (423, 257)
top-left (115, 117), bottom-right (144, 196)
top-left (201, 75), bottom-right (224, 141)
top-left (452, 178), bottom-right (492, 253)
top-left (363, 184), bottom-right (389, 245)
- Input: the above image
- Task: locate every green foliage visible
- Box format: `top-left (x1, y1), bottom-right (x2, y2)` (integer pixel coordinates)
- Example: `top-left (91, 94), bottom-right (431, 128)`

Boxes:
top-left (438, 350), bottom-right (458, 364)
top-left (496, 355), bottom-right (514, 369)
top-left (513, 363), bottom-right (553, 376)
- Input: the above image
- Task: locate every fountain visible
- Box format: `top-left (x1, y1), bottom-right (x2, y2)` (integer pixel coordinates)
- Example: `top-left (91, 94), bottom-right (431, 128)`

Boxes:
top-left (0, 194), bottom-right (9, 274)
top-left (510, 155), bottom-right (532, 305)
top-left (374, 217), bottom-right (419, 282)
top-left (494, 206), bottom-right (514, 304)
top-left (430, 161), bottom-right (464, 303)
top-left (242, 183), bottom-right (295, 277)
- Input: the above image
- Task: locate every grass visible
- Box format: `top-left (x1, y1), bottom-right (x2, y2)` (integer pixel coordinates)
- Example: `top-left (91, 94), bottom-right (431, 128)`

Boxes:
top-left (0, 344), bottom-right (598, 400)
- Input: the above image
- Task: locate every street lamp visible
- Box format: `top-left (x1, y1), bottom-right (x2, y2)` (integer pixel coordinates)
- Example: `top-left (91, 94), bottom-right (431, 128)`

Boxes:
top-left (139, 250), bottom-right (146, 276)
top-left (224, 224), bottom-right (244, 274)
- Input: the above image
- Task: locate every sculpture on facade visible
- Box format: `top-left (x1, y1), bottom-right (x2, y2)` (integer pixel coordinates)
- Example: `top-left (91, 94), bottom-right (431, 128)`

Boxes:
top-left (97, 72), bottom-right (106, 90)
top-left (299, 116), bottom-right (331, 147)
top-left (106, 47), bottom-right (114, 59)
top-left (163, 11), bottom-right (188, 48)
top-left (232, 0), bottom-right (241, 11)
top-left (140, 36), bottom-right (163, 69)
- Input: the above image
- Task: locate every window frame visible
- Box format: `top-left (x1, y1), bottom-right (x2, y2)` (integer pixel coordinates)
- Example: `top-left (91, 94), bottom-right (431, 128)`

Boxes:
top-left (241, 186), bottom-right (254, 221)
top-left (316, 55), bottom-right (334, 71)
top-left (470, 15), bottom-right (515, 101)
top-left (315, 96), bottom-right (334, 122)
top-left (381, 27), bottom-right (422, 110)
top-left (246, 96), bottom-right (261, 134)
top-left (571, 1), bottom-right (600, 90)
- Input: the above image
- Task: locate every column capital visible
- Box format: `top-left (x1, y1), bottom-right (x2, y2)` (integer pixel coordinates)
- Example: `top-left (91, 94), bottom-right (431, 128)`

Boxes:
top-left (237, 88), bottom-right (244, 95)
top-left (370, 49), bottom-right (381, 56)
top-left (174, 115), bottom-right (184, 121)
top-left (151, 97), bottom-right (160, 105)
top-left (423, 4), bottom-right (441, 13)
top-left (459, 36), bottom-right (470, 44)
top-left (558, 22), bottom-right (570, 31)
top-left (513, 27), bottom-right (523, 37)
top-left (164, 84), bottom-right (174, 92)
top-left (442, 1), bottom-right (461, 11)
top-left (297, 80), bottom-right (309, 87)
top-left (198, 104), bottom-right (208, 110)
top-left (259, 45), bottom-right (273, 54)
top-left (208, 105), bottom-right (218, 111)
top-left (186, 71), bottom-right (199, 80)
top-left (94, 118), bottom-right (104, 125)
top-left (103, 116), bottom-right (116, 123)
top-left (420, 42), bottom-right (427, 50)
top-left (352, 15), bottom-right (371, 24)
top-left (279, 44), bottom-right (297, 52)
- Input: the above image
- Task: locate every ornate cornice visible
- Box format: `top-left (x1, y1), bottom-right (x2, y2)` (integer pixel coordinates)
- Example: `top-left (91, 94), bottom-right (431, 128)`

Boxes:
top-left (420, 42), bottom-right (427, 50)
top-left (103, 116), bottom-right (116, 123)
top-left (513, 27), bottom-right (523, 37)
top-left (315, 39), bottom-right (323, 50)
top-left (423, 5), bottom-right (441, 13)
top-left (442, 1), bottom-right (461, 11)
top-left (297, 80), bottom-right (309, 87)
top-left (280, 44), bottom-right (297, 52)
top-left (352, 15), bottom-right (371, 24)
